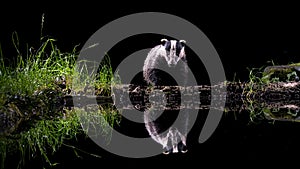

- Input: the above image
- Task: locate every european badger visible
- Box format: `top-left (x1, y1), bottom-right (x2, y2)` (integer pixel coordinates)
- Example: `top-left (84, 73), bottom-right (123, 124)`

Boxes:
top-left (143, 39), bottom-right (189, 154)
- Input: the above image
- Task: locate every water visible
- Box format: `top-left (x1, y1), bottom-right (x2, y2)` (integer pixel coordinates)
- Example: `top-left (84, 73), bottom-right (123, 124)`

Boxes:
top-left (76, 82), bottom-right (300, 166)
top-left (2, 51), bottom-right (300, 168)
top-left (7, 108), bottom-right (300, 169)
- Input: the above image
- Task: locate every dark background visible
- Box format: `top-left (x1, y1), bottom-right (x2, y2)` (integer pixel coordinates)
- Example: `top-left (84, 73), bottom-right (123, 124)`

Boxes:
top-left (1, 1), bottom-right (300, 168)
top-left (1, 2), bottom-right (300, 81)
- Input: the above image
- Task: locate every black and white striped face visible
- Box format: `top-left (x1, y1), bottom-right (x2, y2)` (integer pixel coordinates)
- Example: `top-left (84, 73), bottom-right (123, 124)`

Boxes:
top-left (161, 39), bottom-right (186, 67)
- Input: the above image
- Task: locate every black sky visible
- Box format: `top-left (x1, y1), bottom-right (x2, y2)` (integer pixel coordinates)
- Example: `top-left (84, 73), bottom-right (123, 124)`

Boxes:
top-left (1, 2), bottom-right (300, 81)
top-left (1, 2), bottom-right (300, 76)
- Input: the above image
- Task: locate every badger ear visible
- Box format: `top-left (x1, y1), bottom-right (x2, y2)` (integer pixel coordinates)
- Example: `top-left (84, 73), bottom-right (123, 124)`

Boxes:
top-left (179, 40), bottom-right (186, 46)
top-left (161, 38), bottom-right (168, 46)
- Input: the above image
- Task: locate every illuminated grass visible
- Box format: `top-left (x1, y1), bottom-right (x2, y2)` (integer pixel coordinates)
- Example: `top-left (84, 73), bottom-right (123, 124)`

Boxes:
top-left (0, 34), bottom-right (76, 98)
top-left (0, 34), bottom-right (121, 169)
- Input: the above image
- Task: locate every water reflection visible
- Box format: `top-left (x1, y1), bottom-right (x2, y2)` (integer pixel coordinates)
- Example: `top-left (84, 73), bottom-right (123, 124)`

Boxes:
top-left (2, 80), bottom-right (300, 136)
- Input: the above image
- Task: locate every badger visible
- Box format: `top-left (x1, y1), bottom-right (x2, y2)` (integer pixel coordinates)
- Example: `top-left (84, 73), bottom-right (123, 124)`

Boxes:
top-left (143, 39), bottom-right (189, 154)
top-left (143, 39), bottom-right (188, 86)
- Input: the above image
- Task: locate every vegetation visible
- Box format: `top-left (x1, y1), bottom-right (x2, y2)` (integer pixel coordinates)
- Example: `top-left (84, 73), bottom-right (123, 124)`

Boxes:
top-left (0, 33), bottom-right (121, 169)
top-left (243, 61), bottom-right (300, 123)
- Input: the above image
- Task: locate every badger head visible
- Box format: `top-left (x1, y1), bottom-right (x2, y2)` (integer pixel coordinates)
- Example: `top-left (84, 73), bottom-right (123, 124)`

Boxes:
top-left (161, 39), bottom-right (186, 67)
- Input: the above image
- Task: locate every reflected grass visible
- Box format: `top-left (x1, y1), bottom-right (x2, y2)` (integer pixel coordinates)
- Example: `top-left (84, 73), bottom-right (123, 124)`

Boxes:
top-left (0, 106), bottom-right (120, 169)
top-left (0, 34), bottom-right (121, 168)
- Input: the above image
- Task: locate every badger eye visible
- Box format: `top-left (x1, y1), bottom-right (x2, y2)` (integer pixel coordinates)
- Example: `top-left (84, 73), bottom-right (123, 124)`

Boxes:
top-left (176, 41), bottom-right (183, 51)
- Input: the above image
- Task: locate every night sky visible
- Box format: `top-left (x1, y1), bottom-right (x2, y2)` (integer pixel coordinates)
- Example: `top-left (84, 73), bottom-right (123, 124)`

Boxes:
top-left (1, 1), bottom-right (300, 168)
top-left (1, 2), bottom-right (300, 79)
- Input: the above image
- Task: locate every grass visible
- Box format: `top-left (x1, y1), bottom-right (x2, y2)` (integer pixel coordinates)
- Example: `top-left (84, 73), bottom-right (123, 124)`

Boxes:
top-left (0, 106), bottom-right (121, 169)
top-left (0, 34), bottom-right (76, 98)
top-left (243, 60), bottom-right (300, 123)
top-left (16, 111), bottom-right (81, 168)
top-left (0, 32), bottom-right (121, 168)
top-left (243, 63), bottom-right (277, 123)
top-left (72, 54), bottom-right (120, 96)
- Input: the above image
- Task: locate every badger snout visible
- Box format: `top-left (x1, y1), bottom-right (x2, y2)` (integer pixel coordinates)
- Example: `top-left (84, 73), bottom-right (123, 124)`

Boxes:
top-left (168, 61), bottom-right (176, 67)
top-left (167, 56), bottom-right (179, 67)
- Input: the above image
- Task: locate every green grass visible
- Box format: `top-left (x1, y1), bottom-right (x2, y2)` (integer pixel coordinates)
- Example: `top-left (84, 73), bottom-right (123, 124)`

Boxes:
top-left (243, 64), bottom-right (274, 123)
top-left (0, 106), bottom-right (121, 169)
top-left (0, 33), bottom-right (121, 168)
top-left (71, 54), bottom-right (121, 96)
top-left (243, 60), bottom-right (300, 123)
top-left (0, 35), bottom-right (76, 98)
top-left (16, 111), bottom-right (81, 168)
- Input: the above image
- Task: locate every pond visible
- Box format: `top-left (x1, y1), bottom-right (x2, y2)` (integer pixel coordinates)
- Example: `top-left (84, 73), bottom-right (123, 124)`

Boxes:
top-left (2, 57), bottom-right (300, 168)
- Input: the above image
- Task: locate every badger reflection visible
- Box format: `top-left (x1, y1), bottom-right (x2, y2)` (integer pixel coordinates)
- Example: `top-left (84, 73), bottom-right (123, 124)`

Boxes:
top-left (143, 39), bottom-right (189, 154)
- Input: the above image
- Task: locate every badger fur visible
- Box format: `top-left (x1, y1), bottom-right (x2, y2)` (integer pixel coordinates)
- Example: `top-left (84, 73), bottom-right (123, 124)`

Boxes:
top-left (143, 39), bottom-right (189, 154)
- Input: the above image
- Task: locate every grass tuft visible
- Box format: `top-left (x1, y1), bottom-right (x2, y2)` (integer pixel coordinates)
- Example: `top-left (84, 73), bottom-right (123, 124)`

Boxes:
top-left (0, 33), bottom-right (121, 168)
